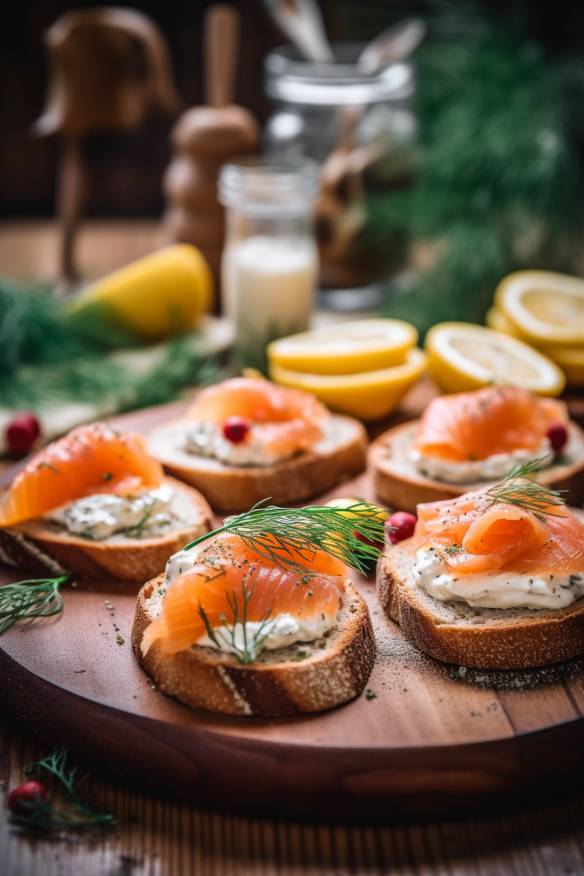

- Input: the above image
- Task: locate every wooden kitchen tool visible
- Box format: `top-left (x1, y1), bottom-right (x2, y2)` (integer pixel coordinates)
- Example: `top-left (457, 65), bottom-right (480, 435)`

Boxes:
top-left (163, 4), bottom-right (259, 293)
top-left (35, 8), bottom-right (179, 295)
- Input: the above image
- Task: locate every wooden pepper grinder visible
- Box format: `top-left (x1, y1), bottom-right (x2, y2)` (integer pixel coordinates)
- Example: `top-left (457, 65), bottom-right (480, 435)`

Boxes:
top-left (163, 4), bottom-right (259, 294)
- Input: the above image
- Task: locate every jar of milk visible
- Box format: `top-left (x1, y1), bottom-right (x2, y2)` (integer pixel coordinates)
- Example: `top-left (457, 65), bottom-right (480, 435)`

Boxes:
top-left (218, 159), bottom-right (319, 359)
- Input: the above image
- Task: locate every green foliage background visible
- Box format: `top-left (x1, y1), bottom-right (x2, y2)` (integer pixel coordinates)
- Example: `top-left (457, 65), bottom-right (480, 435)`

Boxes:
top-left (359, 2), bottom-right (584, 334)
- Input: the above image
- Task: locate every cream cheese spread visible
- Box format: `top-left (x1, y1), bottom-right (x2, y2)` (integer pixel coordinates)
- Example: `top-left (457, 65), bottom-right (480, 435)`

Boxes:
top-left (165, 547), bottom-right (337, 657)
top-left (184, 422), bottom-right (293, 467)
top-left (195, 611), bottom-right (334, 655)
top-left (414, 547), bottom-right (584, 610)
top-left (411, 439), bottom-right (551, 483)
top-left (48, 485), bottom-right (175, 540)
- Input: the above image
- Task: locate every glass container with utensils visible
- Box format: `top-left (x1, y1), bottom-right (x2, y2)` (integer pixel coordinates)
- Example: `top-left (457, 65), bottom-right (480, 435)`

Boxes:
top-left (218, 158), bottom-right (319, 363)
top-left (263, 44), bottom-right (417, 309)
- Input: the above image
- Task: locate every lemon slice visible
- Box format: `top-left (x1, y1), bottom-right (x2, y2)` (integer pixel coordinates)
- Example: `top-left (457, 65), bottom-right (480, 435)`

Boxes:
top-left (485, 306), bottom-right (520, 337)
top-left (269, 348), bottom-right (426, 422)
top-left (267, 319), bottom-right (417, 375)
top-left (545, 346), bottom-right (584, 387)
top-left (425, 322), bottom-right (565, 396)
top-left (495, 271), bottom-right (584, 346)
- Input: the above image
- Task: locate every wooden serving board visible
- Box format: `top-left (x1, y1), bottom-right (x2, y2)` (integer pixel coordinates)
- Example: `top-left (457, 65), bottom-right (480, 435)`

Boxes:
top-left (1, 391), bottom-right (584, 824)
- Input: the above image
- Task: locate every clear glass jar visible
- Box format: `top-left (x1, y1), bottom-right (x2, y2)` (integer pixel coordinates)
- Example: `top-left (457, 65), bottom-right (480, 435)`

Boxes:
top-left (264, 44), bottom-right (416, 308)
top-left (218, 158), bottom-right (319, 360)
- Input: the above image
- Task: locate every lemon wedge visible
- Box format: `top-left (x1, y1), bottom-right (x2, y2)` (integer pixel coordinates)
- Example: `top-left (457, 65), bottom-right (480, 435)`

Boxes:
top-left (269, 348), bottom-right (426, 422)
top-left (425, 323), bottom-right (565, 396)
top-left (69, 244), bottom-right (213, 341)
top-left (267, 319), bottom-right (417, 375)
top-left (495, 271), bottom-right (584, 346)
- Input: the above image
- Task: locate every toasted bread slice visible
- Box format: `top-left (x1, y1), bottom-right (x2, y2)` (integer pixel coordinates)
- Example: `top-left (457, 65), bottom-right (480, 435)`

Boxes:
top-left (370, 420), bottom-right (584, 513)
top-left (132, 575), bottom-right (376, 716)
top-left (147, 415), bottom-right (367, 512)
top-left (377, 545), bottom-right (584, 670)
top-left (0, 477), bottom-right (212, 582)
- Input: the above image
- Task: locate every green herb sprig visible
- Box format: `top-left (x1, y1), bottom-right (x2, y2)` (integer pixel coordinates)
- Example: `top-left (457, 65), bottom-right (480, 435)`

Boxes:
top-left (183, 499), bottom-right (385, 575)
top-left (11, 748), bottom-right (115, 833)
top-left (0, 576), bottom-right (67, 635)
top-left (486, 457), bottom-right (566, 518)
top-left (198, 581), bottom-right (273, 664)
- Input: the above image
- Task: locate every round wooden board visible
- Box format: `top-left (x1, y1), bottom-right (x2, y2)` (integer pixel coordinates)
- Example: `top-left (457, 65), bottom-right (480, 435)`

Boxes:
top-left (1, 400), bottom-right (584, 824)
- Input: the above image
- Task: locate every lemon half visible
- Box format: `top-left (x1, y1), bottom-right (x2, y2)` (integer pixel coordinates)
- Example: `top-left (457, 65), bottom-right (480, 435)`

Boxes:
top-left (70, 244), bottom-right (213, 341)
top-left (268, 319), bottom-right (417, 376)
top-left (426, 322), bottom-right (565, 396)
top-left (495, 271), bottom-right (584, 346)
top-left (269, 347), bottom-right (426, 422)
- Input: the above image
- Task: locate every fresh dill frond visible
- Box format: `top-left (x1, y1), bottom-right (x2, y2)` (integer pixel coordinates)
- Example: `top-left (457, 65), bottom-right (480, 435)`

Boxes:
top-left (0, 576), bottom-right (67, 635)
top-left (184, 499), bottom-right (385, 575)
top-left (486, 457), bottom-right (566, 518)
top-left (198, 580), bottom-right (273, 664)
top-left (13, 747), bottom-right (115, 833)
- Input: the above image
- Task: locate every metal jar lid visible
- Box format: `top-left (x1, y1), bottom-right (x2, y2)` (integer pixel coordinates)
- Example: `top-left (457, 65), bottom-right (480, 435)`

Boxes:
top-left (265, 43), bottom-right (414, 107)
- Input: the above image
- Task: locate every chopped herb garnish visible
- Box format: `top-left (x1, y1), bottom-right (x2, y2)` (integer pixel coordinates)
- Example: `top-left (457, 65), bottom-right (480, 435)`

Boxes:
top-left (365, 689), bottom-right (377, 700)
top-left (101, 472), bottom-right (113, 482)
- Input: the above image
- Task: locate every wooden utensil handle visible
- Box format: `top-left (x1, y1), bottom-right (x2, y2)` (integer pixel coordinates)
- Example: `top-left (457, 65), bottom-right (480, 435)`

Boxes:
top-left (205, 4), bottom-right (239, 108)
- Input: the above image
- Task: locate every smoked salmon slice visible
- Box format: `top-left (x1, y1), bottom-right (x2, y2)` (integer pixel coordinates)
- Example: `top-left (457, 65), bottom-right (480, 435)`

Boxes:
top-left (142, 532), bottom-right (346, 655)
top-left (414, 386), bottom-right (567, 462)
top-left (410, 487), bottom-right (584, 576)
top-left (0, 423), bottom-right (163, 527)
top-left (187, 377), bottom-right (328, 458)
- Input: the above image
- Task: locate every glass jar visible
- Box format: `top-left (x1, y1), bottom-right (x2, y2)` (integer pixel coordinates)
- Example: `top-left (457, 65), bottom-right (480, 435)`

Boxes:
top-left (218, 158), bottom-right (319, 362)
top-left (264, 44), bottom-right (416, 308)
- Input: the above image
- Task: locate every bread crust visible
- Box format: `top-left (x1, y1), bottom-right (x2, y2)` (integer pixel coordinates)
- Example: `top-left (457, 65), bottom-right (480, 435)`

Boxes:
top-left (0, 477), bottom-right (212, 582)
top-left (147, 415), bottom-right (367, 512)
top-left (370, 420), bottom-right (584, 512)
top-left (132, 576), bottom-right (376, 717)
top-left (377, 546), bottom-right (584, 670)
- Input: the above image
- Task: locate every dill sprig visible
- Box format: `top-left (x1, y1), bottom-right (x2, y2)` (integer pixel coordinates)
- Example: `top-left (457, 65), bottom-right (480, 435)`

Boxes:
top-left (0, 576), bottom-right (67, 635)
top-left (11, 747), bottom-right (115, 833)
top-left (486, 457), bottom-right (566, 518)
top-left (198, 581), bottom-right (273, 664)
top-left (183, 499), bottom-right (385, 575)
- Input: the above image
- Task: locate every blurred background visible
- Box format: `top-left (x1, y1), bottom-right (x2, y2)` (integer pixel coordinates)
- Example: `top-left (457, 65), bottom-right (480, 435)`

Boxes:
top-left (1, 0), bottom-right (584, 451)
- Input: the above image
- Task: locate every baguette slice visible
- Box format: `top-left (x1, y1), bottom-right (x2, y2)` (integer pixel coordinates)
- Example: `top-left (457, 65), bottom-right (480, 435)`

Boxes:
top-left (377, 545), bottom-right (584, 670)
top-left (0, 477), bottom-right (212, 582)
top-left (370, 420), bottom-right (584, 513)
top-left (148, 415), bottom-right (367, 512)
top-left (132, 575), bottom-right (376, 717)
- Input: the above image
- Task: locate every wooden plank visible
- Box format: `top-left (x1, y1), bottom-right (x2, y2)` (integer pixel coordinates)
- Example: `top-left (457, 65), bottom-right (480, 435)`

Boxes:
top-left (2, 722), bottom-right (584, 874)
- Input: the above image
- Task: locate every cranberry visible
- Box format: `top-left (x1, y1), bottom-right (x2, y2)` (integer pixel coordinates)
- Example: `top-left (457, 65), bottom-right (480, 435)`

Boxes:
top-left (5, 412), bottom-right (41, 457)
top-left (386, 511), bottom-right (417, 545)
top-left (547, 422), bottom-right (568, 455)
top-left (7, 780), bottom-right (48, 815)
top-left (222, 416), bottom-right (251, 444)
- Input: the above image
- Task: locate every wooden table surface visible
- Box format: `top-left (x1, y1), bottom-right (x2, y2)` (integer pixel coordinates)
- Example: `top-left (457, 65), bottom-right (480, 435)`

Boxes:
top-left (1, 221), bottom-right (584, 875)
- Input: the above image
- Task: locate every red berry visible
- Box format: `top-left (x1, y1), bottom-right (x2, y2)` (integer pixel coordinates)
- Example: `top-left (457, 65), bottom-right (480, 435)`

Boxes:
top-left (7, 780), bottom-right (48, 815)
top-left (5, 412), bottom-right (41, 457)
top-left (386, 511), bottom-right (417, 545)
top-left (222, 416), bottom-right (251, 444)
top-left (547, 422), bottom-right (568, 454)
